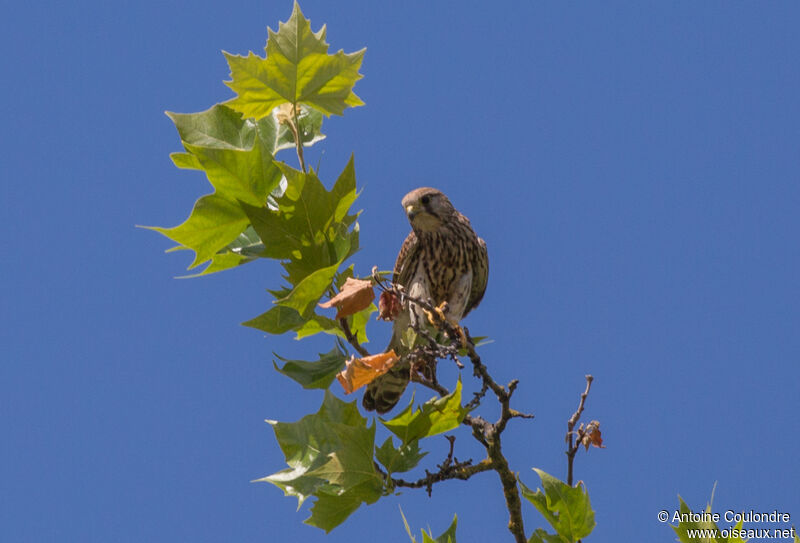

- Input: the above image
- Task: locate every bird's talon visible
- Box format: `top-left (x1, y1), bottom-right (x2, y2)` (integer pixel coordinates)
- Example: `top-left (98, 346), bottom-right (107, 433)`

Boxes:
top-left (454, 324), bottom-right (467, 348)
top-left (424, 309), bottom-right (436, 327)
top-left (435, 301), bottom-right (449, 322)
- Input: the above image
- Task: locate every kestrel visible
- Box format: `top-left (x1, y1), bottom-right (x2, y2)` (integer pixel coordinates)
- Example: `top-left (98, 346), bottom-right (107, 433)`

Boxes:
top-left (362, 188), bottom-right (489, 413)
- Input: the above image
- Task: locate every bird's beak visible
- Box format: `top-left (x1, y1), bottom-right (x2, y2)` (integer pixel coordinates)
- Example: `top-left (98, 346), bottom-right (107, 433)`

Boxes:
top-left (405, 204), bottom-right (419, 221)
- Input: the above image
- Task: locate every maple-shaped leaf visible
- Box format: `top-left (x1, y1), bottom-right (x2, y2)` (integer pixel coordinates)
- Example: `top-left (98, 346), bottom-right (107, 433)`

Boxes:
top-left (143, 194), bottom-right (251, 270)
top-left (273, 343), bottom-right (348, 389)
top-left (306, 420), bottom-right (380, 491)
top-left (382, 380), bottom-right (468, 446)
top-left (242, 158), bottom-right (359, 320)
top-left (401, 510), bottom-right (458, 543)
top-left (145, 106), bottom-right (286, 271)
top-left (671, 493), bottom-right (747, 543)
top-left (422, 514), bottom-right (458, 543)
top-left (256, 391), bottom-right (381, 532)
top-left (527, 529), bottom-right (564, 543)
top-left (520, 469), bottom-right (596, 543)
top-left (242, 159), bottom-right (358, 269)
top-left (166, 105), bottom-right (258, 151)
top-left (336, 350), bottom-right (399, 394)
top-left (375, 437), bottom-right (427, 477)
top-left (160, 226), bottom-right (263, 279)
top-left (177, 251), bottom-right (253, 278)
top-left (166, 103), bottom-right (325, 168)
top-left (305, 481), bottom-right (380, 533)
top-left (224, 1), bottom-right (364, 119)
top-left (182, 142), bottom-right (280, 207)
top-left (319, 277), bottom-right (375, 319)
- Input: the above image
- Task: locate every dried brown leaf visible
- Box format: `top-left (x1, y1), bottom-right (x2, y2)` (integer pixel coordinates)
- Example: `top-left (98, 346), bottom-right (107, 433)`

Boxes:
top-left (377, 290), bottom-right (402, 321)
top-left (318, 277), bottom-right (375, 319)
top-left (336, 350), bottom-right (400, 394)
top-left (580, 420), bottom-right (605, 450)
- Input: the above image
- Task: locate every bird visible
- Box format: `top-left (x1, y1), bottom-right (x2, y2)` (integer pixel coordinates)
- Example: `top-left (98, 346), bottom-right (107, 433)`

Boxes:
top-left (362, 187), bottom-right (489, 414)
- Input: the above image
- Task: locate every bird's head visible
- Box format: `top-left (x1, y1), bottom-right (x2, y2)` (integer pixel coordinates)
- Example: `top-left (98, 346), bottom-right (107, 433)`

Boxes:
top-left (401, 187), bottom-right (455, 232)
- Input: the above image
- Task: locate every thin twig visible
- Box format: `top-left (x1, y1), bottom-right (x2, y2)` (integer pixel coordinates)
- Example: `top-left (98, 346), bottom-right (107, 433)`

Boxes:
top-left (339, 317), bottom-right (370, 357)
top-left (391, 458), bottom-right (494, 496)
top-left (566, 375), bottom-right (594, 486)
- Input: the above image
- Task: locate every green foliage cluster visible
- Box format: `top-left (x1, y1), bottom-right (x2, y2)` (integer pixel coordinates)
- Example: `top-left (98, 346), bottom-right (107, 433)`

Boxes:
top-left (147, 1), bottom-right (371, 343)
top-left (669, 490), bottom-right (800, 543)
top-left (671, 495), bottom-right (746, 543)
top-left (520, 470), bottom-right (595, 543)
top-left (402, 511), bottom-right (458, 543)
top-left (150, 3), bottom-right (598, 540)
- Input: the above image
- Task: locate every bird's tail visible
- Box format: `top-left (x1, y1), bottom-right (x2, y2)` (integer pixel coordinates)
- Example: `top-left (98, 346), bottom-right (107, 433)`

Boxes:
top-left (362, 362), bottom-right (410, 414)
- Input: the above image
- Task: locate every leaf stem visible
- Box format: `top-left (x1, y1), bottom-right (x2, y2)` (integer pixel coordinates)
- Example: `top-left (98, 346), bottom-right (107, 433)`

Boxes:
top-left (287, 103), bottom-right (307, 173)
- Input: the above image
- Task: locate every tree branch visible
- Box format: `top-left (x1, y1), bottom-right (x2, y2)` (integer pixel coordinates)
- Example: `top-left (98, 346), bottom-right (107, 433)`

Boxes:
top-left (392, 436), bottom-right (494, 496)
top-left (339, 317), bottom-right (371, 357)
top-left (566, 374), bottom-right (594, 486)
top-left (371, 274), bottom-right (535, 542)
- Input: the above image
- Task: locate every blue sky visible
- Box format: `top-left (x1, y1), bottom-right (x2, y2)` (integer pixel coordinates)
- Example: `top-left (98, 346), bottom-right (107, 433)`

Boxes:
top-left (3, 2), bottom-right (799, 541)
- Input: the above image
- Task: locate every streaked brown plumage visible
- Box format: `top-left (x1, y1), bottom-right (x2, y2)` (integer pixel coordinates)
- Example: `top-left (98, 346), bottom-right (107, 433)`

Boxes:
top-left (363, 188), bottom-right (488, 413)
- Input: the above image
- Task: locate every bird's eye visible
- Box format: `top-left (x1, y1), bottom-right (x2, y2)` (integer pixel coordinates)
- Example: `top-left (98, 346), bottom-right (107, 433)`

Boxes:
top-left (421, 195), bottom-right (430, 205)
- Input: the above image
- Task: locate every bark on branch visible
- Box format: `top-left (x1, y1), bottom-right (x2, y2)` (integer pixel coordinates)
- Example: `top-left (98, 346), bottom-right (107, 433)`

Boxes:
top-left (369, 275), bottom-right (534, 542)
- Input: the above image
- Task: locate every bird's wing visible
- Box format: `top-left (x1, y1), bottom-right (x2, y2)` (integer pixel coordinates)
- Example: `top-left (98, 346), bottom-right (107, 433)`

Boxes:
top-left (448, 268), bottom-right (473, 322)
top-left (465, 237), bottom-right (489, 317)
top-left (393, 230), bottom-right (419, 287)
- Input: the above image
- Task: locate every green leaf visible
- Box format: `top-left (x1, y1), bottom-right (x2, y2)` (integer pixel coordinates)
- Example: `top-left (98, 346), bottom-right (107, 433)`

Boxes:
top-left (183, 141), bottom-right (280, 207)
top-left (177, 251), bottom-right (254, 278)
top-left (671, 495), bottom-right (746, 543)
top-left (257, 466), bottom-right (324, 509)
top-left (224, 2), bottom-right (364, 119)
top-left (221, 224), bottom-right (266, 258)
top-left (305, 481), bottom-right (380, 533)
top-left (423, 514), bottom-right (457, 543)
top-left (176, 225), bottom-right (264, 277)
top-left (528, 528), bottom-right (564, 543)
top-left (307, 420), bottom-right (380, 491)
top-left (143, 194), bottom-right (249, 269)
top-left (347, 302), bottom-right (376, 344)
top-left (243, 305), bottom-right (305, 335)
top-left (277, 260), bottom-right (342, 317)
top-left (400, 510), bottom-right (458, 543)
top-left (166, 105), bottom-right (257, 150)
top-left (375, 437), bottom-right (427, 476)
top-left (293, 314), bottom-right (346, 340)
top-left (263, 391), bottom-right (364, 482)
top-left (152, 105), bottom-right (286, 271)
top-left (242, 159), bottom-right (360, 323)
top-left (257, 391), bottom-right (381, 531)
top-left (255, 103), bottom-right (326, 153)
top-left (382, 379), bottom-right (468, 446)
top-left (170, 151), bottom-right (202, 170)
top-left (400, 507), bottom-right (418, 543)
top-left (167, 103), bottom-right (324, 159)
top-left (242, 159), bottom-right (358, 268)
top-left (520, 469), bottom-right (595, 543)
top-left (273, 344), bottom-right (348, 389)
